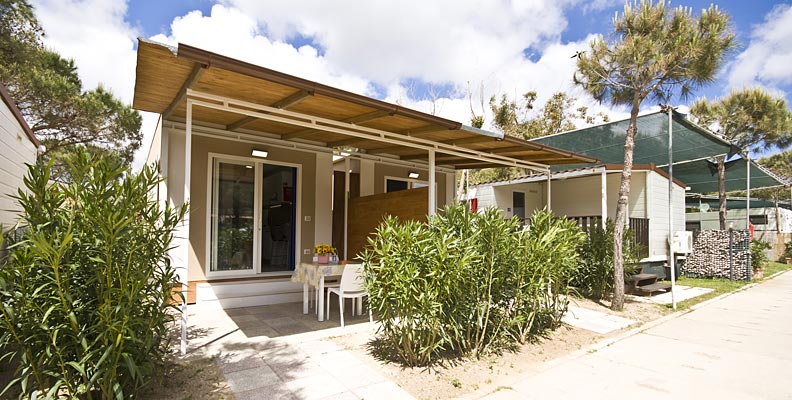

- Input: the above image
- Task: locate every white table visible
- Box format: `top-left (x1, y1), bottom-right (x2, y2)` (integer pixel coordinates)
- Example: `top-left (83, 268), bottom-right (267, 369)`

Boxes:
top-left (292, 262), bottom-right (344, 321)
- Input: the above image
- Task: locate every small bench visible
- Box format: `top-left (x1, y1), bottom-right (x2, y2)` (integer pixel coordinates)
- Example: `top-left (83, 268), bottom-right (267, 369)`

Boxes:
top-left (626, 273), bottom-right (658, 294)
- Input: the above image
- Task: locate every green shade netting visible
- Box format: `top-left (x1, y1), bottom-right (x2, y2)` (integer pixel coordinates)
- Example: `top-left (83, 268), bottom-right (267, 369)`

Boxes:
top-left (532, 111), bottom-right (788, 192)
top-left (686, 195), bottom-right (792, 211)
top-left (661, 158), bottom-right (788, 193)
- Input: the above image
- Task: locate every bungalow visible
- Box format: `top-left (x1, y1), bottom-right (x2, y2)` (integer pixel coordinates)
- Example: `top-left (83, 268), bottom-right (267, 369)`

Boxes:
top-left (135, 40), bottom-right (596, 310)
top-left (0, 83), bottom-right (40, 231)
top-left (464, 164), bottom-right (686, 264)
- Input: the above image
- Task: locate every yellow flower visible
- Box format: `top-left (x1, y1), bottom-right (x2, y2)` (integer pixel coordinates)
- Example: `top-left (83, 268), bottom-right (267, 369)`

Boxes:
top-left (314, 243), bottom-right (336, 255)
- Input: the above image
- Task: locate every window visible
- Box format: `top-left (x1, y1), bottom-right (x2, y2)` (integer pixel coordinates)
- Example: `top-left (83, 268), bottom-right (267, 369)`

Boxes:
top-left (386, 179), bottom-right (409, 192)
top-left (749, 215), bottom-right (768, 226)
top-left (385, 177), bottom-right (428, 192)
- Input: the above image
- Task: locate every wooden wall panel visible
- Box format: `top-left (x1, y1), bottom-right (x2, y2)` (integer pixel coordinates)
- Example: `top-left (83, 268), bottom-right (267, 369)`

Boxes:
top-left (347, 187), bottom-right (428, 260)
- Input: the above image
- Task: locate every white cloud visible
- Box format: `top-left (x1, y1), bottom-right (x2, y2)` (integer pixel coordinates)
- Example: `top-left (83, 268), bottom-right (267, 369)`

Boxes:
top-left (727, 4), bottom-right (792, 90)
top-left (32, 0), bottom-right (626, 169)
top-left (149, 5), bottom-right (371, 96)
top-left (223, 0), bottom-right (572, 86)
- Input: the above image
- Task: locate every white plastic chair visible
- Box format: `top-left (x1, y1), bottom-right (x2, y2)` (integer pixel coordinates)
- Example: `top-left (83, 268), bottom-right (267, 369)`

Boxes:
top-left (326, 263), bottom-right (372, 327)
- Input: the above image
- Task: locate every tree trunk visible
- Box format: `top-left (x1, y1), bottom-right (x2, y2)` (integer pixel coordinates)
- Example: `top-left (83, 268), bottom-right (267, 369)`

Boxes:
top-left (774, 189), bottom-right (781, 234)
top-left (718, 156), bottom-right (727, 229)
top-left (612, 102), bottom-right (640, 311)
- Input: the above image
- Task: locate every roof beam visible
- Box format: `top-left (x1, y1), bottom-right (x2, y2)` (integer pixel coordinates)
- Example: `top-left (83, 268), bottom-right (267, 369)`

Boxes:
top-left (281, 109), bottom-right (393, 140)
top-left (186, 89), bottom-right (550, 171)
top-left (401, 146), bottom-right (544, 160)
top-left (328, 125), bottom-right (446, 148)
top-left (163, 64), bottom-right (206, 118)
top-left (227, 89), bottom-right (313, 131)
top-left (367, 135), bottom-right (492, 156)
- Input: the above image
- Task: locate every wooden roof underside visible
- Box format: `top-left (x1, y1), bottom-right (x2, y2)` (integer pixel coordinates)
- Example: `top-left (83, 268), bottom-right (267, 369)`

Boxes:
top-left (133, 40), bottom-right (597, 169)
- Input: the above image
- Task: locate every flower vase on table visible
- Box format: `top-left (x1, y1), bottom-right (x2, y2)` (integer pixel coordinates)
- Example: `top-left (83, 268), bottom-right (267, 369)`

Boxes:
top-left (314, 244), bottom-right (336, 265)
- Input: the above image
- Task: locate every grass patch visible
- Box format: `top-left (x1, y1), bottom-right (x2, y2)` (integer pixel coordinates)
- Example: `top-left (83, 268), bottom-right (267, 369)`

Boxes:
top-left (762, 261), bottom-right (792, 279)
top-left (671, 263), bottom-right (792, 310)
top-left (671, 276), bottom-right (749, 310)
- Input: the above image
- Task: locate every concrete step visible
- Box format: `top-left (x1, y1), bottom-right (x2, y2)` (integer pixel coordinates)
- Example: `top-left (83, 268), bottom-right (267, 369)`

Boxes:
top-left (196, 278), bottom-right (303, 309)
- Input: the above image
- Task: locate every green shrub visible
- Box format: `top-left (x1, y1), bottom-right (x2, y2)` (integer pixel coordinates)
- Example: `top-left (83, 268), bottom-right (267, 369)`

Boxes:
top-left (0, 152), bottom-right (186, 399)
top-left (751, 239), bottom-right (771, 273)
top-left (782, 241), bottom-right (792, 261)
top-left (361, 205), bottom-right (584, 366)
top-left (573, 220), bottom-right (640, 300)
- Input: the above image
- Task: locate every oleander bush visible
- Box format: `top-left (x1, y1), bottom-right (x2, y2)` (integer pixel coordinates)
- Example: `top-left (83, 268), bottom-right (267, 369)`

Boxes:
top-left (572, 220), bottom-right (641, 300)
top-left (0, 151), bottom-right (186, 399)
top-left (361, 205), bottom-right (584, 366)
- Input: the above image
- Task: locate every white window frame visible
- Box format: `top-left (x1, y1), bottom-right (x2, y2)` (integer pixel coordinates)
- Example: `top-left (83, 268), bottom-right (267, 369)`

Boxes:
top-left (205, 152), bottom-right (302, 279)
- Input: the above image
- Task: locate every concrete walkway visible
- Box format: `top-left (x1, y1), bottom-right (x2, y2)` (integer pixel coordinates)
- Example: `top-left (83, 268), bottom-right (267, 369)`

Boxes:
top-left (481, 271), bottom-right (792, 400)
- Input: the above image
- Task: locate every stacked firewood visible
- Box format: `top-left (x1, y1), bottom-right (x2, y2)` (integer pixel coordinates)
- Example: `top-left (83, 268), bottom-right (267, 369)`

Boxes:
top-left (682, 230), bottom-right (751, 281)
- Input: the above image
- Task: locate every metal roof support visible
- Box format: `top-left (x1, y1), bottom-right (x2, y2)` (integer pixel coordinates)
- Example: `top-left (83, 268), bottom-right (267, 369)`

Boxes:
top-left (601, 170), bottom-right (607, 223)
top-left (185, 89), bottom-right (550, 173)
top-left (664, 105), bottom-right (677, 310)
top-left (546, 172), bottom-right (552, 211)
top-left (180, 99), bottom-right (193, 355)
top-left (344, 157), bottom-right (350, 260)
top-left (162, 121), bottom-right (458, 174)
top-left (746, 153), bottom-right (751, 231)
top-left (429, 149), bottom-right (436, 216)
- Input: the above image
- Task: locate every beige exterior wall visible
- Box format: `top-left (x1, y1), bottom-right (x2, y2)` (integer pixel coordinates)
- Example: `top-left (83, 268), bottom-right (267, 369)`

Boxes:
top-left (164, 127), bottom-right (328, 282)
top-left (0, 98), bottom-right (37, 229)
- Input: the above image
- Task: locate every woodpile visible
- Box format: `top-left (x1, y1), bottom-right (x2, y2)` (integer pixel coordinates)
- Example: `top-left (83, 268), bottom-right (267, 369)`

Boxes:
top-left (682, 230), bottom-right (751, 281)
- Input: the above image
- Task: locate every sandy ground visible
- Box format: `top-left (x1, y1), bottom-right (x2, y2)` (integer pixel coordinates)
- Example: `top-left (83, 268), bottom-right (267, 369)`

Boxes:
top-left (138, 353), bottom-right (234, 400)
top-left (330, 297), bottom-right (669, 400)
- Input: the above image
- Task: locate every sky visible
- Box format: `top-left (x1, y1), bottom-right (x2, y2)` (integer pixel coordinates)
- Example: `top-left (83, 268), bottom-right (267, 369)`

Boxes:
top-left (27, 0), bottom-right (792, 168)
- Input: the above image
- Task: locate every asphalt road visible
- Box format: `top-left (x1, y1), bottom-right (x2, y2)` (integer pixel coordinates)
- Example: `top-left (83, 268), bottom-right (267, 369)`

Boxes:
top-left (483, 271), bottom-right (792, 400)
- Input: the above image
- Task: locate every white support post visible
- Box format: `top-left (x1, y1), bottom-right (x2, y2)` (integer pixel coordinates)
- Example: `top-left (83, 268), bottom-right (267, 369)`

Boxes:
top-left (180, 101), bottom-right (192, 355)
top-left (546, 171), bottom-right (552, 211)
top-left (601, 169), bottom-right (608, 223)
top-left (666, 106), bottom-right (676, 310)
top-left (429, 149), bottom-right (436, 216)
top-left (344, 157), bottom-right (350, 260)
top-left (746, 154), bottom-right (751, 230)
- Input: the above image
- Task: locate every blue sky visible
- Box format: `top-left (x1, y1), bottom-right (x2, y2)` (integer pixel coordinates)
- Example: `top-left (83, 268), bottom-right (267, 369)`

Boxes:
top-left (30, 0), bottom-right (792, 165)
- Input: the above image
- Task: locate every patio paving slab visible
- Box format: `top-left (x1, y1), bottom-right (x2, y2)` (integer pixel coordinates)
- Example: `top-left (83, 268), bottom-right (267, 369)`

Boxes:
top-left (224, 364), bottom-right (281, 392)
top-left (284, 373), bottom-right (349, 400)
top-left (188, 301), bottom-right (415, 399)
top-left (235, 383), bottom-right (297, 400)
top-left (561, 305), bottom-right (637, 334)
top-left (627, 285), bottom-right (714, 305)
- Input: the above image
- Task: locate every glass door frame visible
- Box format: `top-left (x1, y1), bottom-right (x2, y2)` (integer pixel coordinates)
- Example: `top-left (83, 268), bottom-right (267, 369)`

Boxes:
top-left (205, 152), bottom-right (302, 279)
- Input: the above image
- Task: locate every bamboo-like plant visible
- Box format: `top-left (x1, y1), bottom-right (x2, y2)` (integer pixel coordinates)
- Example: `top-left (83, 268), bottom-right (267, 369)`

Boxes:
top-left (0, 150), bottom-right (186, 399)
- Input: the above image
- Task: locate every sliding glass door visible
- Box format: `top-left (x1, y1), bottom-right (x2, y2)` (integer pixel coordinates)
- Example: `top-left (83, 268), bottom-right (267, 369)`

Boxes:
top-left (209, 157), bottom-right (298, 276)
top-left (260, 164), bottom-right (297, 273)
top-left (210, 160), bottom-right (256, 273)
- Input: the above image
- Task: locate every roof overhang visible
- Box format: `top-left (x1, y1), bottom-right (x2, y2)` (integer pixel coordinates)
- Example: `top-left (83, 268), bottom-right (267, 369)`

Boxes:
top-left (133, 39), bottom-right (597, 171)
